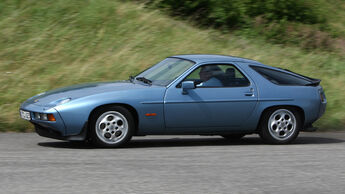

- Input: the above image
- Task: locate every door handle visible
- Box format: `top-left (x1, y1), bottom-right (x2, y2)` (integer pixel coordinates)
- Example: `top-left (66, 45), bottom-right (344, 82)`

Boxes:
top-left (244, 88), bottom-right (254, 96)
top-left (244, 92), bottom-right (253, 96)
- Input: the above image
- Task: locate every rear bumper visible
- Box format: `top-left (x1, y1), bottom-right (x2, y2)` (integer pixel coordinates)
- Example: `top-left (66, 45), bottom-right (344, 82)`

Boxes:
top-left (302, 98), bottom-right (326, 131)
top-left (319, 101), bottom-right (327, 118)
top-left (301, 124), bottom-right (317, 132)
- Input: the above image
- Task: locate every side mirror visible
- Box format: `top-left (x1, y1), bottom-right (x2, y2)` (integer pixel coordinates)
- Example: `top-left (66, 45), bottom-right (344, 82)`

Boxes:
top-left (182, 81), bottom-right (195, 95)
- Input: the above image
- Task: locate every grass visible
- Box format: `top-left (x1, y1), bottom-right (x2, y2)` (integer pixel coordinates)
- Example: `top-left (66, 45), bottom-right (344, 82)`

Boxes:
top-left (0, 0), bottom-right (344, 132)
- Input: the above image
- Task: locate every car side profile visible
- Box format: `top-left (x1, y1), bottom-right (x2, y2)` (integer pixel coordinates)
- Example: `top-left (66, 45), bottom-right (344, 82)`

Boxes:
top-left (20, 55), bottom-right (327, 147)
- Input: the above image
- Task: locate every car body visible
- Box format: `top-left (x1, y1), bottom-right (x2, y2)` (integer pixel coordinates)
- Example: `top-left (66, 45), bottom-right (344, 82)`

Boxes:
top-left (20, 55), bottom-right (327, 146)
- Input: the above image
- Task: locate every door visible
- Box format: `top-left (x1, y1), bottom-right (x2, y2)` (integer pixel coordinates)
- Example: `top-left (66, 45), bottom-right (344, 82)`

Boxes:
top-left (164, 63), bottom-right (258, 129)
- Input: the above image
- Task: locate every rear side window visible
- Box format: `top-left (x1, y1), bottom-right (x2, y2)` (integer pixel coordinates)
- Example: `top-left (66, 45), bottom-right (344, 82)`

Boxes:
top-left (251, 66), bottom-right (311, 86)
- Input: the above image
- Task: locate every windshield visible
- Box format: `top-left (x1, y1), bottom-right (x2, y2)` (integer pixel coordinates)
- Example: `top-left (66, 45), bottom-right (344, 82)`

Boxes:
top-left (135, 58), bottom-right (195, 86)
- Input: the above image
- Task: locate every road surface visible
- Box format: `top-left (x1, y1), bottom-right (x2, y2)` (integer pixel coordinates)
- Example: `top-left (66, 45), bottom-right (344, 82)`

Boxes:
top-left (0, 132), bottom-right (344, 194)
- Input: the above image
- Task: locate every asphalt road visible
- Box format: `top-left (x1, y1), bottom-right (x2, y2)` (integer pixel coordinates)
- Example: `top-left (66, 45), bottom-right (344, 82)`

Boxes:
top-left (0, 132), bottom-right (344, 194)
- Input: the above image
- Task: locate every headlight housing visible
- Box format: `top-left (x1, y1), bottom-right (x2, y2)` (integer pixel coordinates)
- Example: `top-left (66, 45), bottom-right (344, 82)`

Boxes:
top-left (34, 113), bottom-right (56, 121)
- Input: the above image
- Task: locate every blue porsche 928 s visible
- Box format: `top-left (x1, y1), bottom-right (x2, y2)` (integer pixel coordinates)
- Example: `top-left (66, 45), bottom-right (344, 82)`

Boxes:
top-left (20, 55), bottom-right (326, 147)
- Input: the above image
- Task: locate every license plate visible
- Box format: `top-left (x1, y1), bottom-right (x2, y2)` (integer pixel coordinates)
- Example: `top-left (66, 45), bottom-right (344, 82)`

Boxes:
top-left (20, 110), bottom-right (31, 120)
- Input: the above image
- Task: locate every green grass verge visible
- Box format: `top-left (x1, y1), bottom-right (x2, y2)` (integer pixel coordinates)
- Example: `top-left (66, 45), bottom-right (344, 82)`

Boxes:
top-left (0, 0), bottom-right (344, 131)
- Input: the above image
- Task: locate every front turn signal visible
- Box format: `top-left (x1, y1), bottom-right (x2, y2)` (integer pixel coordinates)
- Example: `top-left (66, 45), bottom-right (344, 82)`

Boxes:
top-left (47, 114), bottom-right (56, 121)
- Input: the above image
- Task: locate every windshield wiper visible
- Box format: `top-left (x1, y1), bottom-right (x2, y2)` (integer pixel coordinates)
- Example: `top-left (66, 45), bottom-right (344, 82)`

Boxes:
top-left (135, 77), bottom-right (152, 85)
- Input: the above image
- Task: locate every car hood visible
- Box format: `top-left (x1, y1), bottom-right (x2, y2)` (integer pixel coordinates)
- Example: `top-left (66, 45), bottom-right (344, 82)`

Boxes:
top-left (23, 81), bottom-right (154, 107)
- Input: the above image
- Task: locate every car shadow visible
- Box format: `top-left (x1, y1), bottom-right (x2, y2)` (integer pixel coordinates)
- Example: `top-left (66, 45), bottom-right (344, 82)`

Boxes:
top-left (37, 135), bottom-right (345, 149)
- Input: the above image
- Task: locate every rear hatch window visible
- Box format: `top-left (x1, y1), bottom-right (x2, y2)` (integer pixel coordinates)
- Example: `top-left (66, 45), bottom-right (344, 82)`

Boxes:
top-left (251, 66), bottom-right (320, 86)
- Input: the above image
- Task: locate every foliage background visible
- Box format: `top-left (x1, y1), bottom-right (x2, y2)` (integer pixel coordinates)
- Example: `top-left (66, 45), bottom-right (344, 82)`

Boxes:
top-left (0, 0), bottom-right (344, 132)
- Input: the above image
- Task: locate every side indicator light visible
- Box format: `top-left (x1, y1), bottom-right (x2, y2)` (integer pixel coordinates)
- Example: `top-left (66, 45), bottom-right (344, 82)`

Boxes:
top-left (145, 113), bottom-right (157, 117)
top-left (47, 114), bottom-right (56, 121)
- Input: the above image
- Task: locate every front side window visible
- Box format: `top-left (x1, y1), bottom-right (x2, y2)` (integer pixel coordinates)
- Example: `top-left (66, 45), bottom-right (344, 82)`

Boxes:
top-left (251, 66), bottom-right (311, 86)
top-left (182, 64), bottom-right (250, 87)
top-left (136, 58), bottom-right (195, 86)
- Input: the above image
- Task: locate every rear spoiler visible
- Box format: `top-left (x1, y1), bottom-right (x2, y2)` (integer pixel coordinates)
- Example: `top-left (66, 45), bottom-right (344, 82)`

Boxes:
top-left (280, 68), bottom-right (321, 86)
top-left (305, 79), bottom-right (321, 86)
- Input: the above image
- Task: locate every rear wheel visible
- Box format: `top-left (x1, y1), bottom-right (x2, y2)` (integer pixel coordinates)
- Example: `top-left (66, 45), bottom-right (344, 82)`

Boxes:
top-left (259, 108), bottom-right (301, 144)
top-left (90, 106), bottom-right (134, 148)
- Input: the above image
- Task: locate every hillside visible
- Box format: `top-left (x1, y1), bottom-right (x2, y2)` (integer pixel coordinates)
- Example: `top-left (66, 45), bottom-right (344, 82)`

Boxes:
top-left (0, 0), bottom-right (344, 131)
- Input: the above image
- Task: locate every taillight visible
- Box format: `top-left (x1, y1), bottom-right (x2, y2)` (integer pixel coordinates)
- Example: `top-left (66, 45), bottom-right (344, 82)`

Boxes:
top-left (319, 89), bottom-right (326, 102)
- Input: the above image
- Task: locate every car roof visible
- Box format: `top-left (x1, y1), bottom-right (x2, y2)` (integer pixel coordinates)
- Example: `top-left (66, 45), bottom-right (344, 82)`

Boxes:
top-left (171, 54), bottom-right (261, 64)
top-left (170, 54), bottom-right (315, 82)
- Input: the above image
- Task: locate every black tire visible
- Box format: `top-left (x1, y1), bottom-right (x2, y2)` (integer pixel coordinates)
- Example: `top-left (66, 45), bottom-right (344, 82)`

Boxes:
top-left (221, 134), bottom-right (246, 141)
top-left (259, 107), bottom-right (301, 144)
top-left (89, 106), bottom-right (135, 148)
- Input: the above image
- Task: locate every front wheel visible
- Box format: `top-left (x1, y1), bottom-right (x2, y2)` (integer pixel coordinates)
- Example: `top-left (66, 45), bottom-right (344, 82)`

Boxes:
top-left (259, 108), bottom-right (301, 144)
top-left (90, 106), bottom-right (135, 148)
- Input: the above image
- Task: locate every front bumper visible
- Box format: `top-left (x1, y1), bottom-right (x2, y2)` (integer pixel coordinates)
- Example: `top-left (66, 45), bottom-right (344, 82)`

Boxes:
top-left (20, 103), bottom-right (87, 141)
top-left (20, 104), bottom-right (66, 135)
top-left (34, 122), bottom-right (88, 141)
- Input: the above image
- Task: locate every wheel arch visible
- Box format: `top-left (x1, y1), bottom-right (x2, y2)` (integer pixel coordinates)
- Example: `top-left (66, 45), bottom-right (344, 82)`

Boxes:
top-left (256, 105), bottom-right (305, 131)
top-left (88, 103), bottom-right (139, 134)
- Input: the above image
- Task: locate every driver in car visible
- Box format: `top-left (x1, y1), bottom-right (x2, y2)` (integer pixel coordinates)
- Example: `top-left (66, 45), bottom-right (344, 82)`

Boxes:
top-left (197, 65), bottom-right (223, 87)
